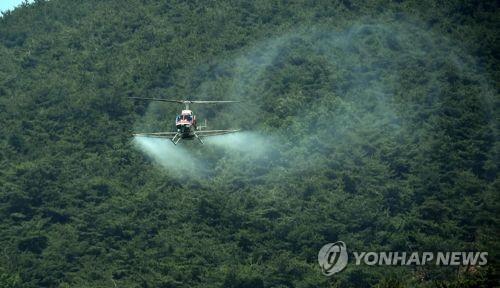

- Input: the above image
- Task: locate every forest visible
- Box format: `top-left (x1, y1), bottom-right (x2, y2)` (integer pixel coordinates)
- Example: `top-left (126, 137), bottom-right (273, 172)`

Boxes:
top-left (0, 0), bottom-right (498, 287)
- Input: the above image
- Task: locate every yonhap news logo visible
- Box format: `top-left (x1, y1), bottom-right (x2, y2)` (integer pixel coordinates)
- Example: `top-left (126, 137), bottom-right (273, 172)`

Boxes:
top-left (318, 241), bottom-right (488, 276)
top-left (318, 241), bottom-right (348, 276)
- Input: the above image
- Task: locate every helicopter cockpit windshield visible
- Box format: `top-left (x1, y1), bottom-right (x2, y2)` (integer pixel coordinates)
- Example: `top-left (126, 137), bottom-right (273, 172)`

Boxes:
top-left (176, 115), bottom-right (192, 122)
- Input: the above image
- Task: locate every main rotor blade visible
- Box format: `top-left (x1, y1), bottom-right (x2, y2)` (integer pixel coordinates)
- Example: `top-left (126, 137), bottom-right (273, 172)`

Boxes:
top-left (128, 97), bottom-right (184, 103)
top-left (187, 100), bottom-right (240, 104)
top-left (129, 97), bottom-right (239, 104)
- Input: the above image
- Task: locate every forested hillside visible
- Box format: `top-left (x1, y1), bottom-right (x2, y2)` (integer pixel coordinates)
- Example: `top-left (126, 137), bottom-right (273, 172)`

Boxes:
top-left (0, 0), bottom-right (498, 287)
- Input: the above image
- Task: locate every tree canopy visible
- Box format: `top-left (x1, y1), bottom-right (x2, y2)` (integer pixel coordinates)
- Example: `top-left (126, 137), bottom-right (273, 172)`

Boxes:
top-left (0, 0), bottom-right (498, 287)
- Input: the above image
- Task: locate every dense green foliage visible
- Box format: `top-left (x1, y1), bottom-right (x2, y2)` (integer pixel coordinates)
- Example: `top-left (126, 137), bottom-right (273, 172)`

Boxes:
top-left (0, 0), bottom-right (498, 287)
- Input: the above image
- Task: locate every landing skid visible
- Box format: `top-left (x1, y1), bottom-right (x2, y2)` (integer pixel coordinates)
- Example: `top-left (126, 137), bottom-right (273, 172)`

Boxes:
top-left (194, 132), bottom-right (204, 144)
top-left (170, 132), bottom-right (204, 145)
top-left (171, 133), bottom-right (181, 145)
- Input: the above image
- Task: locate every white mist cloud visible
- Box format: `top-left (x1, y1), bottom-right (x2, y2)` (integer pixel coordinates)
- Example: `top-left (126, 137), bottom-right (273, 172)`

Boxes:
top-left (132, 136), bottom-right (204, 176)
top-left (132, 19), bottom-right (495, 179)
top-left (205, 132), bottom-right (273, 157)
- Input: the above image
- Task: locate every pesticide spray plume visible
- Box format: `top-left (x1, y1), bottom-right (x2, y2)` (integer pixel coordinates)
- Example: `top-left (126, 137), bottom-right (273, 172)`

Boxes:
top-left (132, 16), bottom-right (496, 181)
top-left (133, 136), bottom-right (205, 177)
top-left (205, 132), bottom-right (273, 156)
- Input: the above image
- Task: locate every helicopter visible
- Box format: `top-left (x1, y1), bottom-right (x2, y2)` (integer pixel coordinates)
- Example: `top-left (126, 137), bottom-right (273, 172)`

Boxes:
top-left (129, 97), bottom-right (240, 145)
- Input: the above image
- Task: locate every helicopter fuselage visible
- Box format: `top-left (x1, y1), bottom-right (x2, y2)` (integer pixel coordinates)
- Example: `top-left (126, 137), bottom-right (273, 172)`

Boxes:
top-left (175, 109), bottom-right (197, 139)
